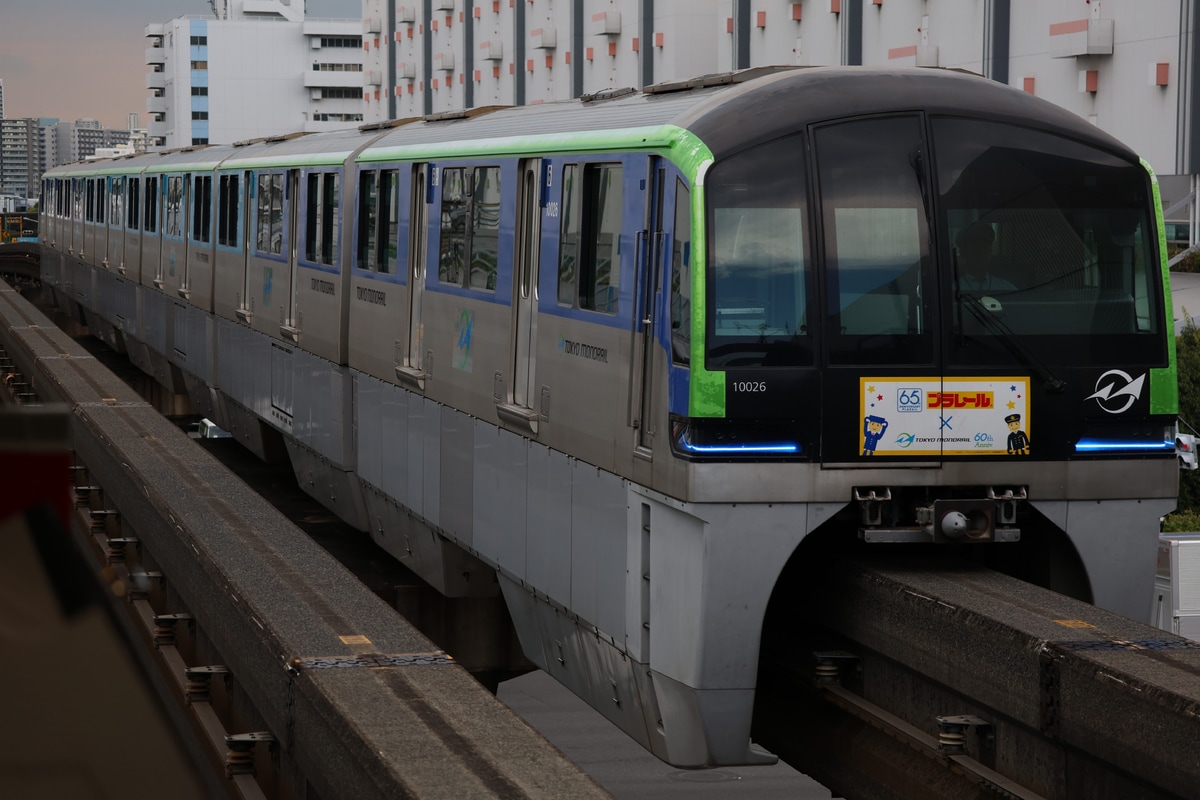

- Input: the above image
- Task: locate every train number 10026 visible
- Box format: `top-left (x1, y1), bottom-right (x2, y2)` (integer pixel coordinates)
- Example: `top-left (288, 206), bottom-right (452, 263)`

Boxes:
top-left (732, 381), bottom-right (767, 393)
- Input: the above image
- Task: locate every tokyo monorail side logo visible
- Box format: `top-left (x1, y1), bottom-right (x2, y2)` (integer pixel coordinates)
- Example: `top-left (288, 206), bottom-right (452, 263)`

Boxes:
top-left (1086, 369), bottom-right (1146, 414)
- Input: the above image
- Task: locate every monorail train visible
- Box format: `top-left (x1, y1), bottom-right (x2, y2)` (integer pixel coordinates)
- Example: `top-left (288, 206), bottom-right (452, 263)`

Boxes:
top-left (39, 66), bottom-right (1179, 767)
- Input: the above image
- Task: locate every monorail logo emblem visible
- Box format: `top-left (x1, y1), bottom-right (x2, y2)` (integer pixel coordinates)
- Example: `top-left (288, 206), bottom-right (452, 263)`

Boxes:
top-left (1086, 369), bottom-right (1146, 414)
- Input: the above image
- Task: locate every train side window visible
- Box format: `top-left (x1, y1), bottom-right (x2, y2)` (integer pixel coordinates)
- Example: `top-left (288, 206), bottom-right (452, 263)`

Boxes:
top-left (305, 171), bottom-right (339, 266)
top-left (73, 179), bottom-right (83, 221)
top-left (671, 179), bottom-right (692, 365)
top-left (256, 173), bottom-right (284, 255)
top-left (165, 176), bottom-right (184, 238)
top-left (357, 168), bottom-right (399, 273)
top-left (127, 178), bottom-right (140, 231)
top-left (438, 166), bottom-right (499, 291)
top-left (557, 162), bottom-right (621, 314)
top-left (192, 175), bottom-right (212, 244)
top-left (85, 179), bottom-right (95, 223)
top-left (815, 116), bottom-right (932, 365)
top-left (144, 177), bottom-right (158, 233)
top-left (218, 174), bottom-right (239, 247)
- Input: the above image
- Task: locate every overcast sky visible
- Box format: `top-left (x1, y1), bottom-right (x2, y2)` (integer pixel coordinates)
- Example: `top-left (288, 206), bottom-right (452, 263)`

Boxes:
top-left (0, 0), bottom-right (360, 129)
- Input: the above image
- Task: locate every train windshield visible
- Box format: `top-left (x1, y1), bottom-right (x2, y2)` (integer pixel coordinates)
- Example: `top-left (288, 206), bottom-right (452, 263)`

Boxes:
top-left (934, 118), bottom-right (1164, 366)
top-left (704, 116), bottom-right (1165, 371)
top-left (706, 133), bottom-right (813, 368)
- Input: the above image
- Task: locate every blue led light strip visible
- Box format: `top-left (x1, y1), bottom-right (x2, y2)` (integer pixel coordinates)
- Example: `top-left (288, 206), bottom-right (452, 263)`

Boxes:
top-left (1073, 439), bottom-right (1174, 453)
top-left (677, 432), bottom-right (801, 454)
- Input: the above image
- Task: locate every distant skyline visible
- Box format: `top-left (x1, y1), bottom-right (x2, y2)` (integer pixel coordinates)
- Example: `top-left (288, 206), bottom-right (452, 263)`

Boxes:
top-left (0, 0), bottom-right (360, 129)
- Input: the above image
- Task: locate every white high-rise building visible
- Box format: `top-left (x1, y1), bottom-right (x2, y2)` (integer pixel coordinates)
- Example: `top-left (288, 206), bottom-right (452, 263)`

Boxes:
top-left (145, 0), bottom-right (364, 148)
top-left (0, 78), bottom-right (5, 119)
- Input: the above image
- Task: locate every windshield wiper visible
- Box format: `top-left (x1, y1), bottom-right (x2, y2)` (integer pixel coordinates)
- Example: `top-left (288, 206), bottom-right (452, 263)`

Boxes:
top-left (957, 292), bottom-right (1067, 393)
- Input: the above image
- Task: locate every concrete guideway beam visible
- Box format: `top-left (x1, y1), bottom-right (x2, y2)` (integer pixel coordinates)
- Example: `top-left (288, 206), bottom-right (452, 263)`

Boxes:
top-left (0, 279), bottom-right (612, 800)
top-left (793, 556), bottom-right (1200, 800)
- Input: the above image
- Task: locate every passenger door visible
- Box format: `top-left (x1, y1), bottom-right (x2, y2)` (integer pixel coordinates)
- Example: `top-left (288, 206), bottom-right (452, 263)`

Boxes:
top-left (282, 168), bottom-right (301, 340)
top-left (632, 157), bottom-right (672, 455)
top-left (398, 163), bottom-right (430, 388)
top-left (496, 158), bottom-right (544, 431)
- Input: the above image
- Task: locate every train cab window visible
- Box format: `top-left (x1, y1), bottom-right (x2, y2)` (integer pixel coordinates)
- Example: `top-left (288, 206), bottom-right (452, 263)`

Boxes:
top-left (558, 162), bottom-right (622, 314)
top-left (706, 134), bottom-right (811, 367)
top-left (192, 175), bottom-right (212, 244)
top-left (165, 176), bottom-right (184, 238)
top-left (671, 179), bottom-right (692, 365)
top-left (127, 178), bottom-right (140, 231)
top-left (217, 174), bottom-right (239, 247)
top-left (256, 173), bottom-right (284, 255)
top-left (305, 171), bottom-right (340, 266)
top-left (439, 166), bottom-right (499, 291)
top-left (357, 168), bottom-right (399, 273)
top-left (934, 118), bottom-right (1161, 355)
top-left (815, 116), bottom-right (932, 366)
top-left (144, 177), bottom-right (159, 233)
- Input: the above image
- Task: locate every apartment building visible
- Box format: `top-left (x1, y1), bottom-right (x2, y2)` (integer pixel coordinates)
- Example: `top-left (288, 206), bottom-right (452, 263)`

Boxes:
top-left (145, 0), bottom-right (364, 148)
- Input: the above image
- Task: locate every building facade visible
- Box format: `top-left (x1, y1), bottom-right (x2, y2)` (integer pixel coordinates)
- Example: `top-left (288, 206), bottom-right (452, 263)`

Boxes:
top-left (52, 119), bottom-right (132, 165)
top-left (0, 118), bottom-right (39, 199)
top-left (145, 0), bottom-right (365, 148)
top-left (358, 0), bottom-right (1200, 241)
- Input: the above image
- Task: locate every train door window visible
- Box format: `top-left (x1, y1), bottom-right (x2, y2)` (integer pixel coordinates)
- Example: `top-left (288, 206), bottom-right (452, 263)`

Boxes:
top-left (144, 177), bottom-right (159, 233)
top-left (357, 168), bottom-right (399, 273)
top-left (305, 172), bottom-right (340, 266)
top-left (706, 134), bottom-right (811, 367)
top-left (470, 166), bottom-right (500, 291)
top-left (85, 179), bottom-right (95, 222)
top-left (815, 116), bottom-right (932, 365)
top-left (557, 162), bottom-right (622, 314)
top-left (218, 174), bottom-right (239, 247)
top-left (358, 170), bottom-right (379, 270)
top-left (439, 167), bottom-right (467, 285)
top-left (256, 173), bottom-right (284, 255)
top-left (165, 176), bottom-right (184, 238)
top-left (111, 177), bottom-right (124, 228)
top-left (671, 179), bottom-right (692, 365)
top-left (97, 179), bottom-right (107, 225)
top-left (438, 165), bottom-right (499, 291)
top-left (192, 175), bottom-right (212, 244)
top-left (127, 178), bottom-right (140, 231)
top-left (73, 180), bottom-right (82, 221)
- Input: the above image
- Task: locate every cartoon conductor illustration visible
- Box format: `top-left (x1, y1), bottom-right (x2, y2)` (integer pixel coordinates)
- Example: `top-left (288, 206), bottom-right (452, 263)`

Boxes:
top-left (1006, 413), bottom-right (1029, 455)
top-left (863, 415), bottom-right (889, 456)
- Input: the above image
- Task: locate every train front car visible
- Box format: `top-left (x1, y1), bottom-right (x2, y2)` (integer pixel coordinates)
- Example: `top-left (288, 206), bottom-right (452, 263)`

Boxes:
top-left (644, 68), bottom-right (1177, 764)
